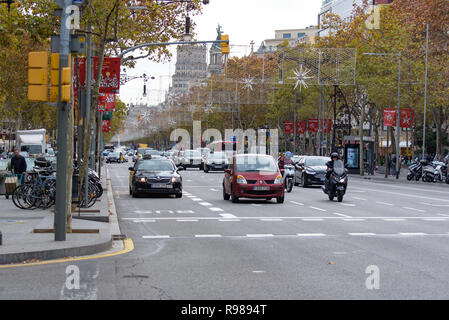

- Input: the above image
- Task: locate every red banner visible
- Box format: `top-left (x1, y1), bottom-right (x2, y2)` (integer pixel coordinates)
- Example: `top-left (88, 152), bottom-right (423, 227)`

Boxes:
top-left (102, 120), bottom-right (111, 133)
top-left (308, 119), bottom-right (319, 133)
top-left (296, 121), bottom-right (306, 135)
top-left (284, 121), bottom-right (294, 134)
top-left (400, 108), bottom-right (414, 128)
top-left (383, 108), bottom-right (397, 127)
top-left (75, 57), bottom-right (121, 94)
top-left (98, 93), bottom-right (116, 112)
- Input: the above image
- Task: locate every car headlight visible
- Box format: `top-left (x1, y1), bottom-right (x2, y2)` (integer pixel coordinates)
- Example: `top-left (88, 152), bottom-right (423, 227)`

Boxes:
top-left (237, 175), bottom-right (247, 184)
top-left (140, 177), bottom-right (146, 183)
top-left (339, 178), bottom-right (346, 183)
top-left (171, 176), bottom-right (180, 183)
top-left (274, 175), bottom-right (283, 184)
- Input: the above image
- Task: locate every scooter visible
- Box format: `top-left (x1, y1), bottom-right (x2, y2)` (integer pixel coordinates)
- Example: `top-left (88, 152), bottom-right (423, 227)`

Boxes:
top-left (283, 164), bottom-right (295, 193)
top-left (322, 160), bottom-right (348, 202)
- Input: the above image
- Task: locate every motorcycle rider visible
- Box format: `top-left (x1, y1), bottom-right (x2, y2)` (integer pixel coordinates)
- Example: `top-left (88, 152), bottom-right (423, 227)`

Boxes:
top-left (324, 152), bottom-right (340, 193)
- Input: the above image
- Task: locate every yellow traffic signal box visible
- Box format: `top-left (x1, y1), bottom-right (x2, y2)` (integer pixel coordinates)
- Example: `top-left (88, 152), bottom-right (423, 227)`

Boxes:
top-left (221, 35), bottom-right (230, 54)
top-left (50, 53), bottom-right (71, 102)
top-left (28, 52), bottom-right (48, 101)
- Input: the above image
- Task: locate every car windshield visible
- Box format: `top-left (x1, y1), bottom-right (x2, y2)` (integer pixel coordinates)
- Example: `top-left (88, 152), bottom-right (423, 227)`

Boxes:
top-left (236, 156), bottom-right (278, 172)
top-left (305, 157), bottom-right (329, 167)
top-left (109, 152), bottom-right (119, 157)
top-left (208, 153), bottom-right (226, 159)
top-left (145, 150), bottom-right (162, 156)
top-left (137, 160), bottom-right (175, 172)
top-left (334, 160), bottom-right (345, 175)
top-left (185, 150), bottom-right (201, 157)
top-left (138, 148), bottom-right (151, 154)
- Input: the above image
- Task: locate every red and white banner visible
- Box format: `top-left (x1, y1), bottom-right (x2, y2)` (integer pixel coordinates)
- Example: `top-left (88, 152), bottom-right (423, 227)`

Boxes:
top-left (383, 108), bottom-right (397, 127)
top-left (308, 119), bottom-right (319, 133)
top-left (102, 120), bottom-right (111, 133)
top-left (98, 93), bottom-right (116, 112)
top-left (75, 57), bottom-right (121, 94)
top-left (284, 121), bottom-right (294, 134)
top-left (400, 108), bottom-right (415, 128)
top-left (296, 121), bottom-right (306, 135)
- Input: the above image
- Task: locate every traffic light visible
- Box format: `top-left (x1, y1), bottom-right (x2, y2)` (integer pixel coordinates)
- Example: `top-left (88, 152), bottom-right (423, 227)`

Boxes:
top-left (28, 52), bottom-right (48, 101)
top-left (50, 53), bottom-right (71, 102)
top-left (221, 34), bottom-right (230, 54)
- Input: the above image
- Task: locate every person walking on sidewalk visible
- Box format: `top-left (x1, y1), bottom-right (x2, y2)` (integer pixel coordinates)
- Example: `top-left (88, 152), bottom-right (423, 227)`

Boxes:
top-left (10, 149), bottom-right (27, 184)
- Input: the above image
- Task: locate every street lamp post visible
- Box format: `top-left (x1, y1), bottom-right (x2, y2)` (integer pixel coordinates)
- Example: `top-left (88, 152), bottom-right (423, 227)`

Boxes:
top-left (362, 52), bottom-right (402, 179)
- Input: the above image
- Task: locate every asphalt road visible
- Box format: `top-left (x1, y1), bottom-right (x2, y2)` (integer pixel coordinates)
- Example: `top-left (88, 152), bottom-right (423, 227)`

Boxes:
top-left (1, 162), bottom-right (449, 299)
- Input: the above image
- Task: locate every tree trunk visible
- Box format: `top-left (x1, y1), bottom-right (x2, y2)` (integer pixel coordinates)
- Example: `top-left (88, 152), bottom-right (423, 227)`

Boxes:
top-left (432, 107), bottom-right (442, 156)
top-left (359, 103), bottom-right (365, 176)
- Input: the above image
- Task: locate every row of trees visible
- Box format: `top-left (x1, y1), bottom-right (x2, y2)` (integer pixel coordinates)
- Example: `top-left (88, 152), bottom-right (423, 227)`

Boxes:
top-left (140, 0), bottom-right (448, 164)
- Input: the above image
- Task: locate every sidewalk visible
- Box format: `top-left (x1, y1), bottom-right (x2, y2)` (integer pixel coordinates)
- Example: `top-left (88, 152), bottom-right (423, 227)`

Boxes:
top-left (349, 169), bottom-right (449, 187)
top-left (0, 168), bottom-right (121, 265)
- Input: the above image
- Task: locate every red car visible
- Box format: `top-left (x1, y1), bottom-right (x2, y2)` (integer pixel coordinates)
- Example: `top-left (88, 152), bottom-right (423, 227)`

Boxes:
top-left (223, 154), bottom-right (285, 203)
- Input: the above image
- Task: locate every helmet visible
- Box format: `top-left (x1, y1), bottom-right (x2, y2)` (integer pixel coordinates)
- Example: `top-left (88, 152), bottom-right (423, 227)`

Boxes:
top-left (285, 151), bottom-right (292, 158)
top-left (330, 152), bottom-right (339, 160)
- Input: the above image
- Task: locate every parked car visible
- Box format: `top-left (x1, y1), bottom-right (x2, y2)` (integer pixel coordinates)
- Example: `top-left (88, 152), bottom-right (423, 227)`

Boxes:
top-left (294, 156), bottom-right (330, 187)
top-left (223, 154), bottom-right (284, 203)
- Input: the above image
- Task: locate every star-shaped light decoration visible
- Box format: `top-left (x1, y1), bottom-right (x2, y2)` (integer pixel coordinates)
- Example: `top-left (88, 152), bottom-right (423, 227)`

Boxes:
top-left (241, 76), bottom-right (256, 91)
top-left (288, 64), bottom-right (313, 92)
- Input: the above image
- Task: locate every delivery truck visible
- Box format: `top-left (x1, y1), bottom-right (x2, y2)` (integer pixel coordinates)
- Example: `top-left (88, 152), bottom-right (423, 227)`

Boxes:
top-left (16, 129), bottom-right (46, 157)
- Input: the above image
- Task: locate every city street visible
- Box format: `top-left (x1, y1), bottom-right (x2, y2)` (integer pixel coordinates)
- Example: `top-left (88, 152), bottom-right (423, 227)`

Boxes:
top-left (1, 163), bottom-right (449, 299)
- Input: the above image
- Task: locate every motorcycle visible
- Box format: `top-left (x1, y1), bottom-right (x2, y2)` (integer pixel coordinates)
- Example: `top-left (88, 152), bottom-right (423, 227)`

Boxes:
top-left (407, 158), bottom-right (423, 181)
top-left (283, 164), bottom-right (295, 193)
top-left (322, 160), bottom-right (348, 202)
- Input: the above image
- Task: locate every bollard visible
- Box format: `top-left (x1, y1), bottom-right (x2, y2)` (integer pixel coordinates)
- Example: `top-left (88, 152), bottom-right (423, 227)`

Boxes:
top-left (0, 230), bottom-right (2, 245)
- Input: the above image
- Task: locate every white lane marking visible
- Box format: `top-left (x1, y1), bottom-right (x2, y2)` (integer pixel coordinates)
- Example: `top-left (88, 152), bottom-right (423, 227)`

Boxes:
top-left (251, 204), bottom-right (262, 207)
top-left (220, 213), bottom-right (237, 218)
top-left (143, 235), bottom-right (170, 239)
top-left (199, 202), bottom-right (213, 206)
top-left (309, 206), bottom-right (327, 212)
top-left (332, 212), bottom-right (351, 218)
top-left (134, 210), bottom-right (152, 214)
top-left (438, 214), bottom-right (449, 217)
top-left (343, 219), bottom-right (365, 221)
top-left (376, 201), bottom-right (394, 206)
top-left (176, 219), bottom-right (199, 222)
top-left (290, 201), bottom-right (304, 206)
top-left (383, 219), bottom-right (405, 221)
top-left (252, 270), bottom-right (266, 274)
top-left (133, 220), bottom-right (155, 223)
top-left (195, 234), bottom-right (222, 238)
top-left (423, 219), bottom-right (447, 221)
top-left (352, 197), bottom-right (367, 201)
top-left (209, 207), bottom-right (224, 212)
top-left (349, 233), bottom-right (376, 236)
top-left (302, 219), bottom-right (324, 221)
top-left (191, 198), bottom-right (203, 201)
top-left (260, 218), bottom-right (283, 221)
top-left (297, 233), bottom-right (326, 237)
top-left (218, 219), bottom-right (240, 222)
top-left (187, 195), bottom-right (196, 198)
top-left (340, 203), bottom-right (356, 207)
top-left (210, 188), bottom-right (219, 192)
top-left (247, 234), bottom-right (274, 238)
top-left (350, 186), bottom-right (449, 202)
top-left (420, 202), bottom-right (449, 207)
top-left (402, 207), bottom-right (426, 213)
top-left (398, 233), bottom-right (427, 236)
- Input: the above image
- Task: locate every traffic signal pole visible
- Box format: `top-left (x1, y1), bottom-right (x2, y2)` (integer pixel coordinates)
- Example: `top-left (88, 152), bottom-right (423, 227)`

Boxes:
top-left (54, 0), bottom-right (72, 241)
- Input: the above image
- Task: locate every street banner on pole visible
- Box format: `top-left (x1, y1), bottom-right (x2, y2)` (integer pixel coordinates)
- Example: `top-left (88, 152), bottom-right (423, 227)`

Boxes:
top-left (284, 121), bottom-right (294, 134)
top-left (383, 108), bottom-right (397, 127)
top-left (102, 120), bottom-right (111, 132)
top-left (308, 119), bottom-right (319, 133)
top-left (76, 57), bottom-right (121, 93)
top-left (296, 121), bottom-right (306, 135)
top-left (400, 108), bottom-right (414, 128)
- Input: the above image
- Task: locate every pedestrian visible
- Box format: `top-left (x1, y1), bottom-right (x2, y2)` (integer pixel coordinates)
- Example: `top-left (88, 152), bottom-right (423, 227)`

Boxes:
top-left (10, 149), bottom-right (27, 184)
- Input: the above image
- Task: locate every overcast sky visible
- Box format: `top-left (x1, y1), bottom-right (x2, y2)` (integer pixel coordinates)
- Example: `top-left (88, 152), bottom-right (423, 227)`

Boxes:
top-left (118, 0), bottom-right (322, 105)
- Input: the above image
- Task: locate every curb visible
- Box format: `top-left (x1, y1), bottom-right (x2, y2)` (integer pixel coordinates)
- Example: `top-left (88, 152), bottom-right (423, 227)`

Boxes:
top-left (0, 166), bottom-right (119, 265)
top-left (0, 239), bottom-right (112, 265)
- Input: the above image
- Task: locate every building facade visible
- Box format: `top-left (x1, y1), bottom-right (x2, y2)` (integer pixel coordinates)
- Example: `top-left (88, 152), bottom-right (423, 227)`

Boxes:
top-left (257, 26), bottom-right (319, 55)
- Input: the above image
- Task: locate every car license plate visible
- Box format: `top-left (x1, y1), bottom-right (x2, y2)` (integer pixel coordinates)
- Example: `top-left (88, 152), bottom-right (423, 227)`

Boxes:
top-left (151, 184), bottom-right (172, 189)
top-left (253, 186), bottom-right (270, 191)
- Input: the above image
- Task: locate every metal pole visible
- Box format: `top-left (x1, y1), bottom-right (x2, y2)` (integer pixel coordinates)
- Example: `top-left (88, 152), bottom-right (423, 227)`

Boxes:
top-left (84, 23), bottom-right (92, 207)
top-left (54, 0), bottom-right (71, 241)
top-left (422, 24), bottom-right (429, 160)
top-left (395, 52), bottom-right (401, 179)
top-left (332, 85), bottom-right (337, 152)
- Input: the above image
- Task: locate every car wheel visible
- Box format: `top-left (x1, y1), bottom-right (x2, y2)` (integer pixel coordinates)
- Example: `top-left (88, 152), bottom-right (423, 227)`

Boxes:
top-left (223, 185), bottom-right (230, 200)
top-left (276, 195), bottom-right (284, 203)
top-left (205, 166), bottom-right (209, 173)
top-left (231, 187), bottom-right (239, 203)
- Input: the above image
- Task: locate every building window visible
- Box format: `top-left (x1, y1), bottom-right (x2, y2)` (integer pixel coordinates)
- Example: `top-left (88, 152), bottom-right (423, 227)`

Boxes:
top-left (297, 32), bottom-right (306, 38)
top-left (283, 33), bottom-right (291, 39)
